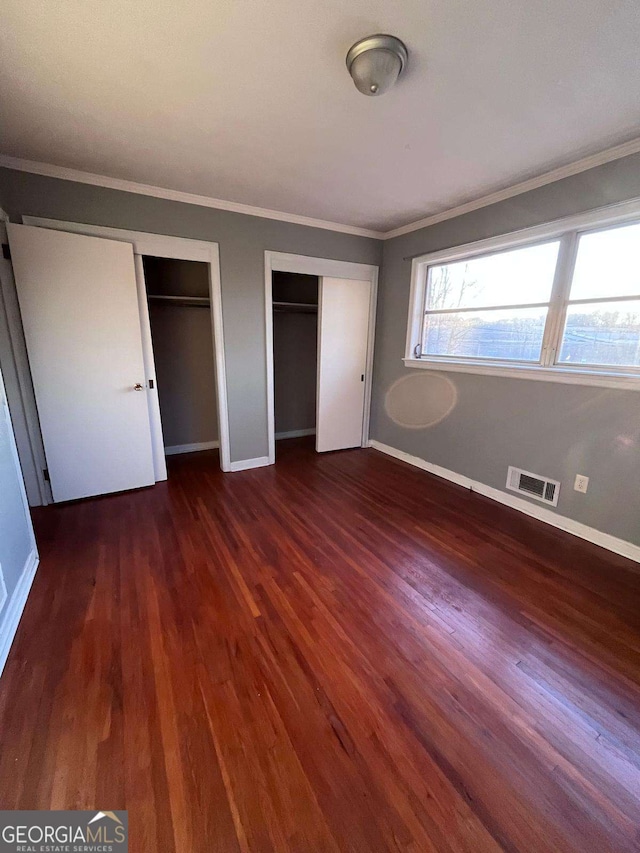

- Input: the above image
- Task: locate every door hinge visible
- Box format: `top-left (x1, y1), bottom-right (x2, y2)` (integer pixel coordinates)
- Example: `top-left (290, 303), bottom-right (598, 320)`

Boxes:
top-left (43, 468), bottom-right (50, 482)
top-left (2, 244), bottom-right (10, 261)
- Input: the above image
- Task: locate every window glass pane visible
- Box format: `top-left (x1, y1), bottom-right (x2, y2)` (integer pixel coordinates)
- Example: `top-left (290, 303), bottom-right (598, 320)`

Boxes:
top-left (423, 307), bottom-right (547, 361)
top-left (426, 241), bottom-right (560, 311)
top-left (570, 222), bottom-right (640, 300)
top-left (558, 300), bottom-right (640, 367)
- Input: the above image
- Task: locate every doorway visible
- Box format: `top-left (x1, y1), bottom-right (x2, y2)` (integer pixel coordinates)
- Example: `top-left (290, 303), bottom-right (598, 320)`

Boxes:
top-left (265, 252), bottom-right (378, 464)
top-left (143, 256), bottom-right (220, 459)
top-left (7, 219), bottom-right (231, 504)
top-left (272, 272), bottom-right (319, 448)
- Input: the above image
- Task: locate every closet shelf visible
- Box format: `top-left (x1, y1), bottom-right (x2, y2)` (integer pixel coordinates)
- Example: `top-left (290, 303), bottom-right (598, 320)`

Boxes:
top-left (148, 294), bottom-right (210, 307)
top-left (273, 301), bottom-right (318, 314)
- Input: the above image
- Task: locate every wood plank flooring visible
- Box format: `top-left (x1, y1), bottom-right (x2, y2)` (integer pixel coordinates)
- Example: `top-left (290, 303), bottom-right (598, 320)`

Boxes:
top-left (1, 438), bottom-right (639, 851)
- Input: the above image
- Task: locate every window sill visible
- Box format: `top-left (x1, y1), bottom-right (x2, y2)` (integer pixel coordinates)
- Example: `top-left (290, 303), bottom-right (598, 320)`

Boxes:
top-left (402, 358), bottom-right (640, 391)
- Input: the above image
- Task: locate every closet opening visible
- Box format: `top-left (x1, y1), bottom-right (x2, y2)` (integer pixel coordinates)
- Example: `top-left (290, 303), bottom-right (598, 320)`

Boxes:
top-left (143, 255), bottom-right (220, 466)
top-left (266, 253), bottom-right (377, 464)
top-left (272, 272), bottom-right (319, 455)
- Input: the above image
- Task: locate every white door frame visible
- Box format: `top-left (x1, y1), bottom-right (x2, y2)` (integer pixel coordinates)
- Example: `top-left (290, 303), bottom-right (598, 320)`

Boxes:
top-left (21, 217), bottom-right (232, 477)
top-left (0, 360), bottom-right (39, 677)
top-left (0, 213), bottom-right (50, 505)
top-left (264, 251), bottom-right (378, 465)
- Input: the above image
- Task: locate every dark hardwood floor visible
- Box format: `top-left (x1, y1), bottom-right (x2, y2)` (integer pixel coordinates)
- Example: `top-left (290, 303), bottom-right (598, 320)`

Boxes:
top-left (1, 438), bottom-right (639, 851)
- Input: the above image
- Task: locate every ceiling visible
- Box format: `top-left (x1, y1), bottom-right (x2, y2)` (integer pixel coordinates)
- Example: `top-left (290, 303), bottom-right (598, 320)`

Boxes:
top-left (1, 0), bottom-right (639, 233)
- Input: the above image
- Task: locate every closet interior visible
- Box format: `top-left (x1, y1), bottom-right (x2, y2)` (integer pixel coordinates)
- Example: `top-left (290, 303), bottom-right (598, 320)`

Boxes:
top-left (272, 272), bottom-right (319, 450)
top-left (144, 256), bottom-right (219, 459)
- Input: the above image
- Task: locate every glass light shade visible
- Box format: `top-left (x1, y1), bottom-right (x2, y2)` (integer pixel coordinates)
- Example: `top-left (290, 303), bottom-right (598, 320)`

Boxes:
top-left (349, 48), bottom-right (402, 96)
top-left (346, 35), bottom-right (407, 97)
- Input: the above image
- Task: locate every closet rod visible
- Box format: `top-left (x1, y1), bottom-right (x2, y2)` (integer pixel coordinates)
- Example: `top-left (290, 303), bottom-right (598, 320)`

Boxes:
top-left (273, 300), bottom-right (318, 313)
top-left (148, 294), bottom-right (210, 307)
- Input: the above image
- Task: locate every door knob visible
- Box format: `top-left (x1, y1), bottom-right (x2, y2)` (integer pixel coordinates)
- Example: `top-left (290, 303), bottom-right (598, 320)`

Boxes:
top-left (133, 383), bottom-right (144, 391)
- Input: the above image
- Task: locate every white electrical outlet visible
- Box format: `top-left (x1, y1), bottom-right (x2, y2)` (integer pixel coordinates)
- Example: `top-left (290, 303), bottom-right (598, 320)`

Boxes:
top-left (574, 474), bottom-right (589, 493)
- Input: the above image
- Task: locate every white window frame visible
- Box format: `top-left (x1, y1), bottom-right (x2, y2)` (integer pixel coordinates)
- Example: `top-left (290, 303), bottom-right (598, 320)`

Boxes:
top-left (404, 196), bottom-right (640, 390)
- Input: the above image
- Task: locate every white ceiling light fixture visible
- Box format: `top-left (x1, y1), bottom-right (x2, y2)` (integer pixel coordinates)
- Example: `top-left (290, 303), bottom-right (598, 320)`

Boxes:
top-left (346, 34), bottom-right (408, 96)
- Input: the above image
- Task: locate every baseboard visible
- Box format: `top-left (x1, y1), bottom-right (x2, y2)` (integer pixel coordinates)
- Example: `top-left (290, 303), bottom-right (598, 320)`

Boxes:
top-left (164, 440), bottom-right (219, 456)
top-left (229, 455), bottom-right (272, 473)
top-left (275, 428), bottom-right (316, 440)
top-left (0, 548), bottom-right (39, 677)
top-left (370, 441), bottom-right (473, 489)
top-left (369, 440), bottom-right (640, 565)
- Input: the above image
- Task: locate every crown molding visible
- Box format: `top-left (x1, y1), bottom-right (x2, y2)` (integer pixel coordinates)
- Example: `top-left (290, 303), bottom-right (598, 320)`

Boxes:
top-left (0, 155), bottom-right (384, 240)
top-left (1, 136), bottom-right (640, 242)
top-left (382, 135), bottom-right (640, 240)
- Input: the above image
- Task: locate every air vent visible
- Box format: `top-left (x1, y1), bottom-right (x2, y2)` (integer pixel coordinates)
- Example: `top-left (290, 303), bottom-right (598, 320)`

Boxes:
top-left (506, 466), bottom-right (560, 507)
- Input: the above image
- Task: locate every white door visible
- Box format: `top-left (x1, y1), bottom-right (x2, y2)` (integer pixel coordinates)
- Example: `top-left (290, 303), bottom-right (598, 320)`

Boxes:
top-left (316, 277), bottom-right (371, 453)
top-left (7, 224), bottom-right (155, 502)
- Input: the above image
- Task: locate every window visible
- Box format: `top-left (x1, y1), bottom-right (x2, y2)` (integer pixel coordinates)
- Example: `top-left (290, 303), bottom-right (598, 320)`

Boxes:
top-left (558, 223), bottom-right (640, 368)
top-left (422, 242), bottom-right (559, 363)
top-left (406, 200), bottom-right (640, 388)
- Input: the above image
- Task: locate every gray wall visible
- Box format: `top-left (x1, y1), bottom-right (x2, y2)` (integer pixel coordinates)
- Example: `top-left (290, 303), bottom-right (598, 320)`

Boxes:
top-left (144, 257), bottom-right (218, 449)
top-left (372, 152), bottom-right (640, 546)
top-left (0, 168), bottom-right (381, 464)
